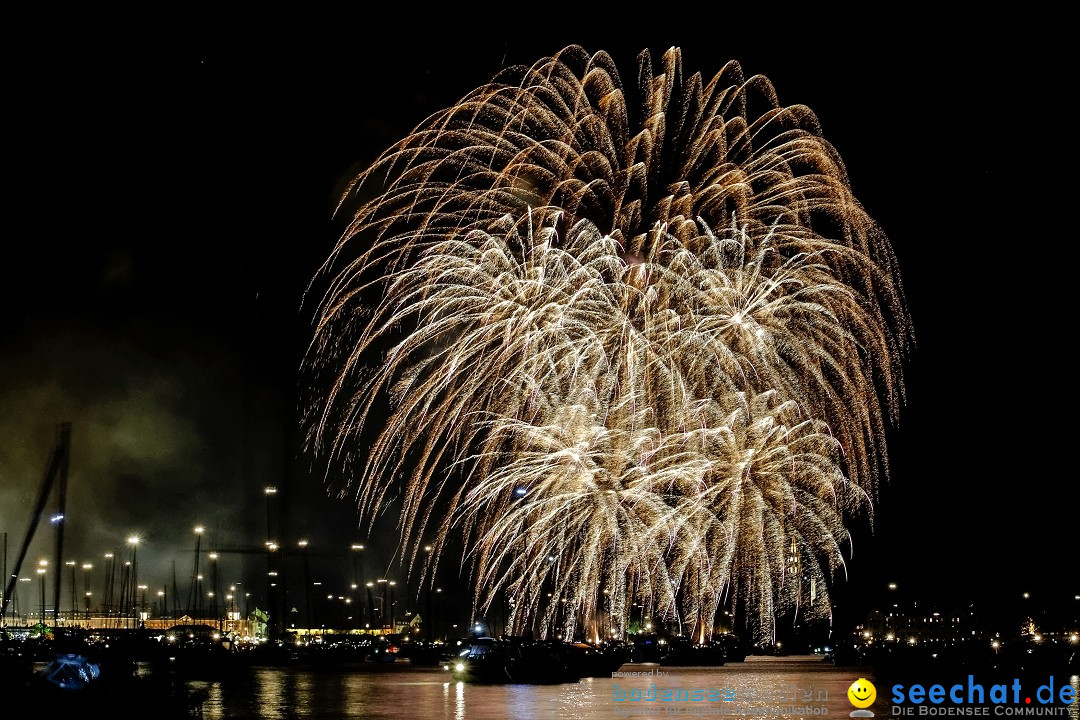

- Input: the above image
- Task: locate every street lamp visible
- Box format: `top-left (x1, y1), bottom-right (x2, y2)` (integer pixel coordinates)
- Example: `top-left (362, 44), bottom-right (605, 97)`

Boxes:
top-left (435, 587), bottom-right (443, 642)
top-left (66, 560), bottom-right (77, 620)
top-left (127, 536), bottom-right (140, 628)
top-left (36, 560), bottom-right (47, 624)
top-left (350, 543), bottom-right (365, 580)
top-left (423, 545), bottom-right (433, 642)
top-left (188, 526), bottom-right (205, 618)
top-left (377, 579), bottom-right (388, 630)
top-left (265, 487), bottom-right (277, 638)
top-left (298, 539), bottom-right (312, 633)
top-left (121, 561), bottom-right (131, 626)
top-left (103, 553), bottom-right (114, 619)
top-left (81, 563), bottom-right (93, 618)
top-left (14, 577), bottom-right (32, 624)
top-left (264, 487), bottom-right (277, 534)
top-left (350, 544), bottom-right (365, 621)
top-left (208, 552), bottom-right (220, 627)
top-left (389, 580), bottom-right (397, 633)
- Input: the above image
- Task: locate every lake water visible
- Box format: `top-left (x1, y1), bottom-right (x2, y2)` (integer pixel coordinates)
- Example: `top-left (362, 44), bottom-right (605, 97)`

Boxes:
top-left (172, 655), bottom-right (1079, 720)
top-left (23, 654), bottom-right (1076, 719)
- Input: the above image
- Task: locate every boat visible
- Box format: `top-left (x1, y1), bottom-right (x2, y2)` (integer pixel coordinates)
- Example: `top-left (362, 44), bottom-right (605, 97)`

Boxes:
top-left (445, 637), bottom-right (581, 684)
top-left (446, 636), bottom-right (516, 683)
top-left (660, 636), bottom-right (727, 666)
top-left (563, 640), bottom-right (631, 677)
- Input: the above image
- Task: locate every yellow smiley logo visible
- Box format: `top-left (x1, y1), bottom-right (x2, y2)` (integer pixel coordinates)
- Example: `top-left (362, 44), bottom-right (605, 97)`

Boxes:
top-left (848, 678), bottom-right (877, 708)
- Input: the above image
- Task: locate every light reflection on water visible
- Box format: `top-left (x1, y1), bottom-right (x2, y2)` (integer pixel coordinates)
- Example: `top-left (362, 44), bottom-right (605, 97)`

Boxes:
top-left (185, 657), bottom-right (879, 719)
top-left (179, 658), bottom-right (1079, 720)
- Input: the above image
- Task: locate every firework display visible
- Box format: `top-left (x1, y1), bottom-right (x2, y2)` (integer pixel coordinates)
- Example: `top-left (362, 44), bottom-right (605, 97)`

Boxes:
top-left (302, 45), bottom-right (911, 642)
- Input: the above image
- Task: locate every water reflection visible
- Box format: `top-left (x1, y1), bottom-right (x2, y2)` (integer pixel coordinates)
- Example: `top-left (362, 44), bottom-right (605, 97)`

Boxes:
top-left (180, 658), bottom-right (866, 719)
top-left (179, 657), bottom-right (1076, 720)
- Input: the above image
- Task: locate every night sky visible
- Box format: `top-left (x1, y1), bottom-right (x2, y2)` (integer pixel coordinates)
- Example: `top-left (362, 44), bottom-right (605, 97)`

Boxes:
top-left (2, 19), bottom-right (1075, 633)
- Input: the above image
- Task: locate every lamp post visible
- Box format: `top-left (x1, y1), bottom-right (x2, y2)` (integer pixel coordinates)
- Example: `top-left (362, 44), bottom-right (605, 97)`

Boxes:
top-left (266, 543), bottom-right (279, 638)
top-left (208, 551), bottom-right (220, 628)
top-left (16, 577), bottom-right (32, 624)
top-left (378, 579), bottom-right (388, 631)
top-left (189, 526), bottom-right (204, 618)
top-left (298, 539), bottom-right (311, 634)
top-left (103, 553), bottom-right (114, 619)
top-left (66, 560), bottom-right (77, 621)
top-left (264, 487), bottom-right (277, 638)
top-left (36, 561), bottom-right (47, 624)
top-left (350, 544), bottom-right (365, 583)
top-left (350, 544), bottom-right (364, 625)
top-left (434, 587), bottom-right (442, 643)
top-left (424, 545), bottom-right (433, 642)
top-left (119, 562), bottom-right (131, 628)
top-left (81, 563), bottom-right (93, 619)
top-left (389, 580), bottom-right (397, 634)
top-left (127, 536), bottom-right (140, 629)
top-left (366, 582), bottom-right (376, 628)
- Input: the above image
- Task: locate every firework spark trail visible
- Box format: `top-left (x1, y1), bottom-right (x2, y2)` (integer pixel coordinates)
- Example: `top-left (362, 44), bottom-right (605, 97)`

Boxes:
top-left (302, 45), bottom-right (911, 642)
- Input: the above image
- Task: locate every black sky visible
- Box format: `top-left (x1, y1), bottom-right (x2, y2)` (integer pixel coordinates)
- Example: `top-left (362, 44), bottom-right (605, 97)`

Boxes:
top-left (2, 19), bottom-right (1076, 631)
